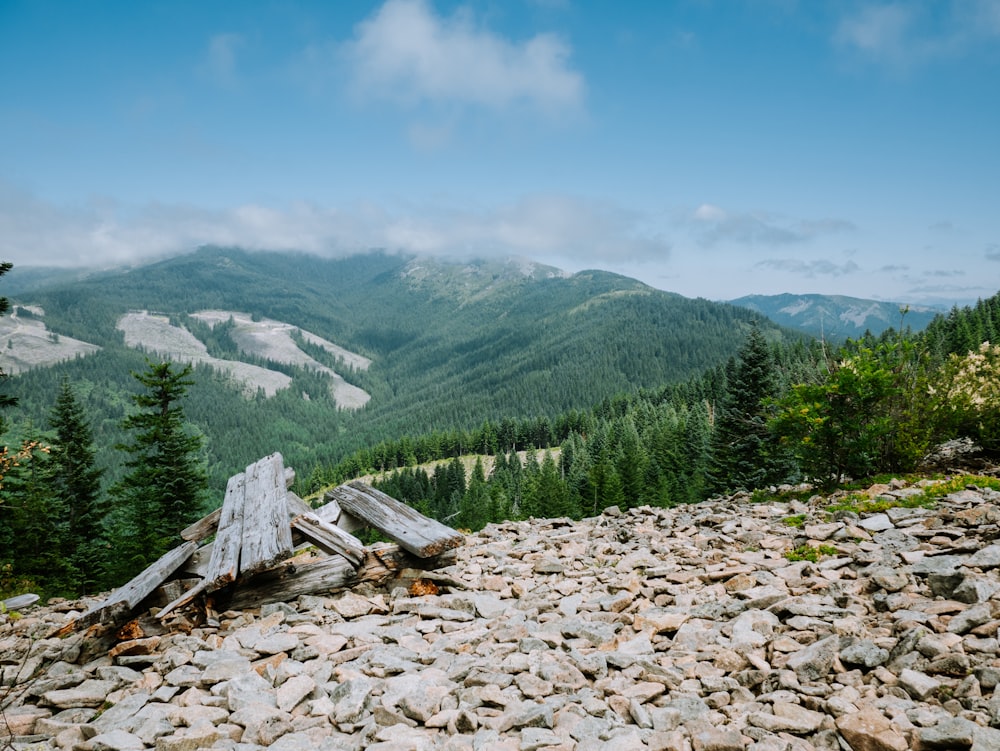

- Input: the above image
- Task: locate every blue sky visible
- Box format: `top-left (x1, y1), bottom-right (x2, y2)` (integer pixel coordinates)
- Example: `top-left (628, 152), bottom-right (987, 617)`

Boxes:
top-left (1, 0), bottom-right (998, 305)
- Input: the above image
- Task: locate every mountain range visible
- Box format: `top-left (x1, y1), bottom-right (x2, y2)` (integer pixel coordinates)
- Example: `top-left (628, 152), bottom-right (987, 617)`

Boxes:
top-left (728, 293), bottom-right (943, 340)
top-left (0, 247), bottom-right (800, 491)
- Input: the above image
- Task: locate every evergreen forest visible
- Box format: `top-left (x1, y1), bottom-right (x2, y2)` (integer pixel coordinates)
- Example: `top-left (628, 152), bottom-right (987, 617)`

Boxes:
top-left (1, 248), bottom-right (999, 599)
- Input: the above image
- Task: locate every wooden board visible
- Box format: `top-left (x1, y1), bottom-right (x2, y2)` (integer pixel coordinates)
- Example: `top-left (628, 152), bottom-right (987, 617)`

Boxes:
top-left (180, 507), bottom-right (222, 542)
top-left (205, 471), bottom-right (248, 590)
top-left (239, 452), bottom-right (294, 576)
top-left (325, 482), bottom-right (464, 557)
top-left (226, 554), bottom-right (360, 610)
top-left (290, 512), bottom-right (366, 568)
top-left (225, 544), bottom-right (456, 610)
top-left (57, 541), bottom-right (197, 634)
top-left (313, 495), bottom-right (366, 534)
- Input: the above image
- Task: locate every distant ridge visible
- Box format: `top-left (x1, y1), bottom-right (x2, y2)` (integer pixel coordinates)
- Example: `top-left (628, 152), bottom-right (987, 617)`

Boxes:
top-left (729, 293), bottom-right (943, 340)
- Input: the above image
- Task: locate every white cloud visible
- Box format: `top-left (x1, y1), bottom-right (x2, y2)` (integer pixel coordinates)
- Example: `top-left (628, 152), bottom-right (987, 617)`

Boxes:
top-left (753, 258), bottom-right (861, 277)
top-left (834, 3), bottom-right (914, 63)
top-left (0, 185), bottom-right (664, 271)
top-left (687, 204), bottom-right (854, 247)
top-left (201, 33), bottom-right (244, 86)
top-left (833, 1), bottom-right (1000, 68)
top-left (342, 0), bottom-right (584, 113)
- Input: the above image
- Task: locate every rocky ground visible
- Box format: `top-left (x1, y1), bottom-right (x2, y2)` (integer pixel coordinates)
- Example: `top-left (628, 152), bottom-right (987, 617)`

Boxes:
top-left (5, 476), bottom-right (1000, 751)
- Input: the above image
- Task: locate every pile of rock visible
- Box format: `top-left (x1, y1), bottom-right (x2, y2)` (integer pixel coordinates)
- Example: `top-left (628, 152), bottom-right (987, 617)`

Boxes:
top-left (4, 477), bottom-right (1000, 751)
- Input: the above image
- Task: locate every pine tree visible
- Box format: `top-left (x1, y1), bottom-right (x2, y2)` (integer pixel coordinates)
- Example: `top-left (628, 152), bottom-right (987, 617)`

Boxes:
top-left (49, 378), bottom-right (106, 593)
top-left (707, 324), bottom-right (790, 495)
top-left (457, 457), bottom-right (489, 530)
top-left (107, 360), bottom-right (209, 582)
top-left (0, 262), bottom-right (17, 425)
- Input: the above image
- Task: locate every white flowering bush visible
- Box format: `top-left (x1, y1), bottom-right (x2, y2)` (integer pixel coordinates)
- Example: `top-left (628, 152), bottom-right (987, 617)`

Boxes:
top-left (930, 342), bottom-right (1000, 452)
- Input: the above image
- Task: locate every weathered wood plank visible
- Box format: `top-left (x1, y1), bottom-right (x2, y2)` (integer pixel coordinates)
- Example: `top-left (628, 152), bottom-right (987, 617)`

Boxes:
top-left (290, 513), bottom-right (365, 568)
top-left (326, 482), bottom-right (464, 557)
top-left (205, 471), bottom-right (247, 590)
top-left (314, 495), bottom-right (367, 534)
top-left (1, 593), bottom-right (39, 611)
top-left (239, 452), bottom-right (294, 576)
top-left (57, 541), bottom-right (198, 634)
top-left (179, 462), bottom-right (293, 542)
top-left (287, 491), bottom-right (313, 517)
top-left (180, 507), bottom-right (222, 542)
top-left (180, 543), bottom-right (212, 578)
top-left (157, 578), bottom-right (210, 620)
top-left (225, 544), bottom-right (456, 610)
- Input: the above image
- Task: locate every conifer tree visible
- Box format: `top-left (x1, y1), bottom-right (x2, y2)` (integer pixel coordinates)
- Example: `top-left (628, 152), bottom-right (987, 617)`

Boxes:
top-left (1, 428), bottom-right (78, 595)
top-left (457, 457), bottom-right (489, 530)
top-left (707, 324), bottom-right (790, 495)
top-left (49, 378), bottom-right (106, 593)
top-left (0, 262), bottom-right (17, 424)
top-left (107, 360), bottom-right (208, 581)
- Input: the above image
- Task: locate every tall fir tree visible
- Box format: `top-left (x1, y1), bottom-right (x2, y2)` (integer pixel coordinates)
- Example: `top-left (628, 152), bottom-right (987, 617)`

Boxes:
top-left (707, 324), bottom-right (791, 495)
top-left (107, 360), bottom-right (209, 582)
top-left (49, 378), bottom-right (106, 593)
top-left (0, 262), bottom-right (17, 425)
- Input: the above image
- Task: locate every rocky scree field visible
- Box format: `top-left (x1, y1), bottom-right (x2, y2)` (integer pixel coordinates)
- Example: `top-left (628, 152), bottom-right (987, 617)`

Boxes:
top-left (5, 476), bottom-right (1000, 751)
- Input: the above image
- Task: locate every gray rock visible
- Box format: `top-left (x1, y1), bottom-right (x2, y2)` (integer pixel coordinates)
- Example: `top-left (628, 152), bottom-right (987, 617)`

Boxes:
top-left (497, 702), bottom-right (554, 732)
top-left (948, 602), bottom-right (993, 634)
top-left (840, 639), bottom-right (890, 668)
top-left (898, 668), bottom-right (942, 701)
top-left (227, 671), bottom-right (277, 712)
top-left (912, 555), bottom-right (967, 598)
top-left (786, 635), bottom-right (839, 682)
top-left (953, 577), bottom-right (1000, 604)
top-left (329, 677), bottom-right (376, 727)
top-left (90, 691), bottom-right (151, 733)
top-left (967, 543), bottom-right (1000, 569)
top-left (916, 716), bottom-right (976, 750)
top-left (41, 679), bottom-right (119, 708)
top-left (87, 728), bottom-right (146, 750)
top-left (857, 513), bottom-right (894, 532)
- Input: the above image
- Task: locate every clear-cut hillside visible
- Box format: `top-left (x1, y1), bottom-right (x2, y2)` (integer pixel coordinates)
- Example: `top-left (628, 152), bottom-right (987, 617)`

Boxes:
top-left (116, 310), bottom-right (371, 408)
top-left (0, 306), bottom-right (100, 374)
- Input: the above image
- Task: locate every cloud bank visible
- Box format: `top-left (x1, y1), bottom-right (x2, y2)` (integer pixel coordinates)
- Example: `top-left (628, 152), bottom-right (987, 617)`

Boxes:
top-left (0, 186), bottom-right (664, 271)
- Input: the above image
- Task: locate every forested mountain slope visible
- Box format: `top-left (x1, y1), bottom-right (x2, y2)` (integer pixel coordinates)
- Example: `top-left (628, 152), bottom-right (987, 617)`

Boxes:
top-left (1, 247), bottom-right (800, 492)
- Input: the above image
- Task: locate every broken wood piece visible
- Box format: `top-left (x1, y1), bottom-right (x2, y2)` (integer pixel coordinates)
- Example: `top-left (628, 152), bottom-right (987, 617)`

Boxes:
top-left (180, 506), bottom-right (222, 542)
top-left (157, 577), bottom-right (211, 620)
top-left (1, 593), bottom-right (39, 611)
top-left (286, 491), bottom-right (313, 516)
top-left (57, 541), bottom-right (197, 635)
top-left (314, 494), bottom-right (366, 534)
top-left (205, 471), bottom-right (248, 591)
top-left (239, 452), bottom-right (294, 576)
top-left (326, 482), bottom-right (465, 557)
top-left (290, 512), bottom-right (365, 568)
top-left (225, 543), bottom-right (456, 610)
top-left (180, 462), bottom-right (293, 543)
